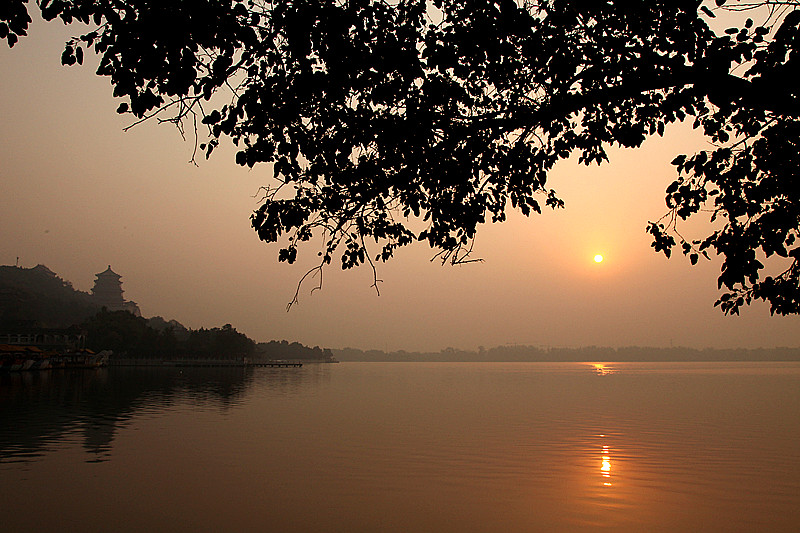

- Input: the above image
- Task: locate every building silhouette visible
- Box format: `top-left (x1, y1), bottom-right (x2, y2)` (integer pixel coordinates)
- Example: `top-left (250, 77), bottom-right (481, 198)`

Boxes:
top-left (91, 265), bottom-right (141, 316)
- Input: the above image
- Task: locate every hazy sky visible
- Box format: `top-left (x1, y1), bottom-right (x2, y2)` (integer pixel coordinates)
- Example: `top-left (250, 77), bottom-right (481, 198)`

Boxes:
top-left (2, 16), bottom-right (799, 351)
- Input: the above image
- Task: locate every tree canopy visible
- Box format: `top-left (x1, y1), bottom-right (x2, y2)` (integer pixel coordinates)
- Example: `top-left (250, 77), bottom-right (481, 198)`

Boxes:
top-left (3, 0), bottom-right (799, 313)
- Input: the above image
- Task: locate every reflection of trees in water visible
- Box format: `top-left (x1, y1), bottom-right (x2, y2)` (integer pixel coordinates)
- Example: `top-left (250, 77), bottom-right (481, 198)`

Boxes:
top-left (0, 365), bottom-right (314, 463)
top-left (0, 370), bottom-right (119, 462)
top-left (129, 366), bottom-right (255, 410)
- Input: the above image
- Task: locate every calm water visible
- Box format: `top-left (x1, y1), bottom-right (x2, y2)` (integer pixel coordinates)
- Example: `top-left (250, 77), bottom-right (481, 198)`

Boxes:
top-left (1, 362), bottom-right (799, 532)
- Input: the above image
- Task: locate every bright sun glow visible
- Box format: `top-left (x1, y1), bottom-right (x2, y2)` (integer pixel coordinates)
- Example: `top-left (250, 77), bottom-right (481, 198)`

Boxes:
top-left (594, 254), bottom-right (604, 263)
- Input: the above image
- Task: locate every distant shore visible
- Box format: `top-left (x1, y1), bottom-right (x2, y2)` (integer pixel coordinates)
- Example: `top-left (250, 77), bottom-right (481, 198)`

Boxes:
top-left (332, 345), bottom-right (800, 363)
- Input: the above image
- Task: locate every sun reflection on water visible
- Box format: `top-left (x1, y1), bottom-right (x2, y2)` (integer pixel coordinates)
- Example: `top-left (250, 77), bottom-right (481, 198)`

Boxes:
top-left (591, 363), bottom-right (616, 376)
top-left (601, 444), bottom-right (612, 486)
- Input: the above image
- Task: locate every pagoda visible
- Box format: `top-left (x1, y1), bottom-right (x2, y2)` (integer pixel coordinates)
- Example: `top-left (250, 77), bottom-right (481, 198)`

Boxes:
top-left (91, 265), bottom-right (141, 316)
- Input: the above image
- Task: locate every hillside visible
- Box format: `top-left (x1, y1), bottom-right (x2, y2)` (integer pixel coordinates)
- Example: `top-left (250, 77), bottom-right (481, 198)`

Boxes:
top-left (0, 264), bottom-right (100, 329)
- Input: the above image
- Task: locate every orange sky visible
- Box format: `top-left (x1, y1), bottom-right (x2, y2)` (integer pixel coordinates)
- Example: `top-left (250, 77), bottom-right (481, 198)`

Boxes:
top-left (1, 16), bottom-right (799, 351)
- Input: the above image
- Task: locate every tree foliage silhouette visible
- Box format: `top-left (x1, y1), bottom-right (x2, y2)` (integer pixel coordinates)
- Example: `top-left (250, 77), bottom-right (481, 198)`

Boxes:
top-left (3, 0), bottom-right (799, 313)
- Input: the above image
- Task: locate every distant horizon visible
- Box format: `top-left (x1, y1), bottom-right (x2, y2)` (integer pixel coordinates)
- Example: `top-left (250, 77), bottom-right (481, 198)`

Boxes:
top-left (332, 345), bottom-right (800, 362)
top-left (334, 343), bottom-right (800, 351)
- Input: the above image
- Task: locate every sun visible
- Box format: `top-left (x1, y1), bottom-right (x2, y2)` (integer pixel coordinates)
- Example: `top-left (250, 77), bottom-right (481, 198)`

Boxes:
top-left (594, 254), bottom-right (604, 263)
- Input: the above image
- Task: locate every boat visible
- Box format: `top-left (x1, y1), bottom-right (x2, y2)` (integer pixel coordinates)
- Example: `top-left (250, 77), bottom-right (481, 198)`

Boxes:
top-left (62, 349), bottom-right (111, 368)
top-left (0, 345), bottom-right (110, 371)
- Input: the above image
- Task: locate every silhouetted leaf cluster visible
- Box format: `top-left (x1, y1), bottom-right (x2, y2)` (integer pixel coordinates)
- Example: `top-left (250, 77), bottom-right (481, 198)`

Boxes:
top-left (0, 0), bottom-right (30, 47)
top-left (4, 1), bottom-right (799, 313)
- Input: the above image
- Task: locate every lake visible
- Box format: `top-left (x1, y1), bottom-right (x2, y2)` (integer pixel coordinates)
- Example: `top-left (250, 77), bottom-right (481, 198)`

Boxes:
top-left (1, 362), bottom-right (799, 532)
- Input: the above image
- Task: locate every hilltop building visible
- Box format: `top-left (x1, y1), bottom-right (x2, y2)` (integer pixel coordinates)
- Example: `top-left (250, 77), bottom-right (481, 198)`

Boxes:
top-left (91, 265), bottom-right (141, 316)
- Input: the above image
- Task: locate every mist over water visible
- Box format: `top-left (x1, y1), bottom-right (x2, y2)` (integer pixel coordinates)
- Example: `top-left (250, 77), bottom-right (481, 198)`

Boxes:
top-left (2, 362), bottom-right (799, 532)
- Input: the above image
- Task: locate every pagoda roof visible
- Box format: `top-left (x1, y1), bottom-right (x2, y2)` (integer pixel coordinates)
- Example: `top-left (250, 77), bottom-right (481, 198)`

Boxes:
top-left (95, 265), bottom-right (122, 278)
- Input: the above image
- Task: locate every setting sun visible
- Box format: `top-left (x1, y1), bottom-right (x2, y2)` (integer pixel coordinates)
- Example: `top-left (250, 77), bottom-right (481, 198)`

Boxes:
top-left (594, 254), bottom-right (604, 263)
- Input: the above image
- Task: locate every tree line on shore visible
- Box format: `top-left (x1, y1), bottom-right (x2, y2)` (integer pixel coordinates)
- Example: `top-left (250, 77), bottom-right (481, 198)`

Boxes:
top-left (334, 345), bottom-right (800, 363)
top-left (83, 309), bottom-right (255, 359)
top-left (84, 310), bottom-right (336, 360)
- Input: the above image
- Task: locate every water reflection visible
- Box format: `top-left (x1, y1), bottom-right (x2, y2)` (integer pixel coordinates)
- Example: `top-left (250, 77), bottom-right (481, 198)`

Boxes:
top-left (1, 362), bottom-right (799, 532)
top-left (600, 444), bottom-right (612, 486)
top-left (0, 365), bottom-right (313, 464)
top-left (591, 363), bottom-right (616, 375)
